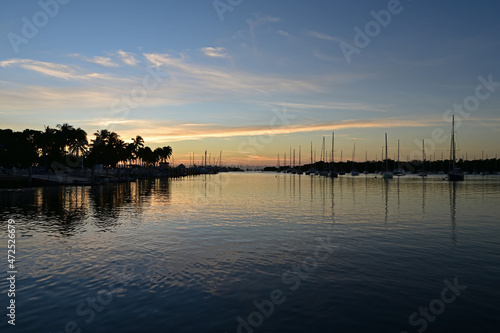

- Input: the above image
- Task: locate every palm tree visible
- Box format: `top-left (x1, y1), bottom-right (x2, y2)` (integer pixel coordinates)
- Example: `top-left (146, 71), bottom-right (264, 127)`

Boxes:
top-left (127, 135), bottom-right (144, 165)
top-left (68, 128), bottom-right (88, 157)
top-left (56, 123), bottom-right (75, 153)
top-left (89, 129), bottom-right (127, 167)
top-left (160, 146), bottom-right (172, 163)
top-left (57, 124), bottom-right (88, 169)
top-left (42, 126), bottom-right (65, 168)
top-left (154, 147), bottom-right (163, 166)
top-left (138, 147), bottom-right (156, 166)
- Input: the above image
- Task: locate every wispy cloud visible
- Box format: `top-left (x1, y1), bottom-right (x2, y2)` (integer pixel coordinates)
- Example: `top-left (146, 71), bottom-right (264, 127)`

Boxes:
top-left (0, 58), bottom-right (112, 80)
top-left (313, 50), bottom-right (344, 62)
top-left (306, 30), bottom-right (345, 44)
top-left (143, 52), bottom-right (322, 95)
top-left (277, 30), bottom-right (291, 39)
top-left (247, 14), bottom-right (281, 53)
top-left (70, 51), bottom-right (139, 66)
top-left (0, 83), bottom-right (120, 111)
top-left (201, 47), bottom-right (229, 59)
top-left (105, 116), bottom-right (448, 144)
top-left (247, 14), bottom-right (281, 28)
top-left (0, 52), bottom-right (372, 136)
top-left (89, 56), bottom-right (119, 67)
top-left (0, 51), bottom-right (370, 119)
top-left (68, 53), bottom-right (119, 67)
top-left (116, 50), bottom-right (139, 66)
top-left (263, 101), bottom-right (386, 112)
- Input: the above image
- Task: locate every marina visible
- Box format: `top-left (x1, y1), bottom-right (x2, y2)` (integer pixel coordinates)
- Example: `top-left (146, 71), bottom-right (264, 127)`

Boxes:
top-left (1, 1), bottom-right (499, 331)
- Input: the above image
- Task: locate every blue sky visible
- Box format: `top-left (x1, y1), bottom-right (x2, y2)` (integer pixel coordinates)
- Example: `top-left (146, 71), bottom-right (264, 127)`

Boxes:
top-left (1, 0), bottom-right (499, 166)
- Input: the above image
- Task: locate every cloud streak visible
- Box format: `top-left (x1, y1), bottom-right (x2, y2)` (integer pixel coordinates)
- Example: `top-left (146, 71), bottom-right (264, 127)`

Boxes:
top-left (68, 53), bottom-right (120, 67)
top-left (306, 30), bottom-right (346, 44)
top-left (247, 14), bottom-right (281, 53)
top-left (0, 58), bottom-right (116, 81)
top-left (201, 47), bottom-right (229, 59)
top-left (117, 50), bottom-right (139, 66)
top-left (105, 116), bottom-right (451, 144)
top-left (143, 52), bottom-right (322, 95)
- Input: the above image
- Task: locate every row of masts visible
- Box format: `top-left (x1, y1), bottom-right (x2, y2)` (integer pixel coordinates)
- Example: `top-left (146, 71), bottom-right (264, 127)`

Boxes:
top-left (188, 150), bottom-right (223, 168)
top-left (276, 146), bottom-right (494, 168)
top-left (274, 117), bottom-right (467, 180)
top-left (277, 134), bottom-right (337, 167)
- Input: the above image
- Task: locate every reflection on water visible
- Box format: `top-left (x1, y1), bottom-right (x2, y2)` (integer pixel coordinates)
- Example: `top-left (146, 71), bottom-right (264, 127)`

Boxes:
top-left (0, 174), bottom-right (499, 332)
top-left (0, 179), bottom-right (171, 236)
top-left (450, 181), bottom-right (457, 245)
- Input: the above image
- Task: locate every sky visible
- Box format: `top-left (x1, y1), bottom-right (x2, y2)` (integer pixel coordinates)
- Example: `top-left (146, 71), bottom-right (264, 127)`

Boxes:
top-left (1, 0), bottom-right (499, 167)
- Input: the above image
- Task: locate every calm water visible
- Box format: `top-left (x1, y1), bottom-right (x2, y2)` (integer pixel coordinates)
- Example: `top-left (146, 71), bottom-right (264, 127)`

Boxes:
top-left (1, 173), bottom-right (499, 332)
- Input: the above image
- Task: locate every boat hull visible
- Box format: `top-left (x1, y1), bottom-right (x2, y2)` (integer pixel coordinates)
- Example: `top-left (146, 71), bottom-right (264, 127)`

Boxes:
top-left (383, 172), bottom-right (393, 179)
top-left (448, 172), bottom-right (464, 181)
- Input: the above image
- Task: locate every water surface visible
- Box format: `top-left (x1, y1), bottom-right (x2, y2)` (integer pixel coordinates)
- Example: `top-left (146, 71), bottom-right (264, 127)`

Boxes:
top-left (1, 173), bottom-right (499, 332)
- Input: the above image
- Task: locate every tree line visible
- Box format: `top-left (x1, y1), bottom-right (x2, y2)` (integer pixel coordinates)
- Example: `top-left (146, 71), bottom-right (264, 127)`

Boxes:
top-left (0, 123), bottom-right (172, 169)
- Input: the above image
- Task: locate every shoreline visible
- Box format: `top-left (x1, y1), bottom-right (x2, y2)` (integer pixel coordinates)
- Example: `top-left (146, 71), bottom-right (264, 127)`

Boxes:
top-left (0, 167), bottom-right (244, 189)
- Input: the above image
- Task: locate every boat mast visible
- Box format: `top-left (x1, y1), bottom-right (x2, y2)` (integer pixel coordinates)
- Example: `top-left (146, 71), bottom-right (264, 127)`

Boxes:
top-left (321, 137), bottom-right (326, 163)
top-left (381, 146), bottom-right (384, 172)
top-left (397, 139), bottom-right (400, 170)
top-left (352, 143), bottom-right (356, 169)
top-left (451, 115), bottom-right (456, 170)
top-left (365, 150), bottom-right (368, 172)
top-left (385, 133), bottom-right (388, 172)
top-left (422, 140), bottom-right (426, 172)
top-left (299, 146), bottom-right (301, 169)
top-left (310, 142), bottom-right (313, 165)
top-left (331, 132), bottom-right (334, 168)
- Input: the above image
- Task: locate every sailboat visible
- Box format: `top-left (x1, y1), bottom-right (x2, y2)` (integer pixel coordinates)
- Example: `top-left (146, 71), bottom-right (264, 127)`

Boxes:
top-left (418, 140), bottom-right (428, 177)
top-left (394, 139), bottom-right (406, 176)
top-left (383, 133), bottom-right (393, 179)
top-left (351, 143), bottom-right (360, 176)
top-left (319, 137), bottom-right (329, 176)
top-left (305, 142), bottom-right (316, 175)
top-left (448, 115), bottom-right (464, 181)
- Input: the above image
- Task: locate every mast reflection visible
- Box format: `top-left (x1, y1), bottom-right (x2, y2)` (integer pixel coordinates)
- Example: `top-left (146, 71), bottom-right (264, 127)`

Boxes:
top-left (449, 181), bottom-right (457, 245)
